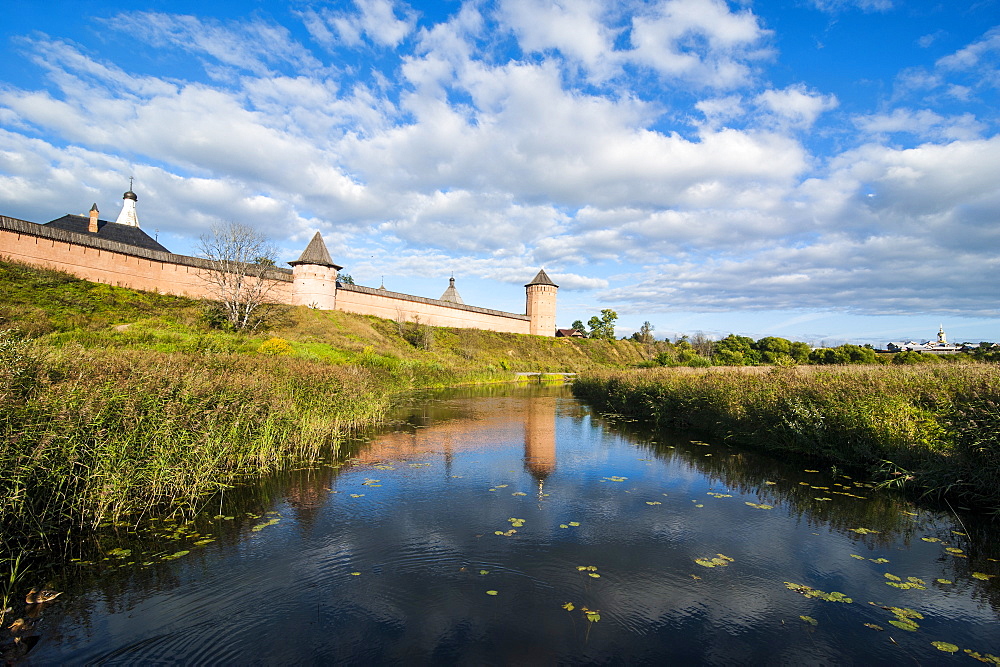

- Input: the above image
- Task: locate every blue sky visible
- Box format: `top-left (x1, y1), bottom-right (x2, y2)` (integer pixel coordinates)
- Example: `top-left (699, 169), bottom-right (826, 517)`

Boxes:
top-left (1, 0), bottom-right (998, 345)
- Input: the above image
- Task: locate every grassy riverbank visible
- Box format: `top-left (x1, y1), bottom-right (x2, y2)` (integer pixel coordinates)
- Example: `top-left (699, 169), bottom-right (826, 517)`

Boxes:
top-left (0, 259), bottom-right (657, 550)
top-left (573, 366), bottom-right (1000, 509)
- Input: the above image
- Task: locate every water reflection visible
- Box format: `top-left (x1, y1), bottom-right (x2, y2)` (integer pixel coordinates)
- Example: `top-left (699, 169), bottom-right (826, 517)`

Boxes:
top-left (14, 384), bottom-right (1000, 665)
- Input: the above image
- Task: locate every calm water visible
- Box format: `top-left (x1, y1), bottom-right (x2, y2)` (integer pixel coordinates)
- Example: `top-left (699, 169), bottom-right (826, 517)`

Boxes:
top-left (17, 384), bottom-right (1000, 665)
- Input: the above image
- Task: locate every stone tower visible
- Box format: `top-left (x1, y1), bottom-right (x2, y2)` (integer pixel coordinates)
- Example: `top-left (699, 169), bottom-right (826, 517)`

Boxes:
top-left (288, 232), bottom-right (341, 310)
top-left (115, 180), bottom-right (140, 227)
top-left (525, 269), bottom-right (557, 336)
top-left (439, 276), bottom-right (464, 304)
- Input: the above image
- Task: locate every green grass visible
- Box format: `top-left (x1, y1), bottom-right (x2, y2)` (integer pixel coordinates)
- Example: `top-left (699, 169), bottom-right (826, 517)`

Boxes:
top-left (572, 365), bottom-right (1000, 509)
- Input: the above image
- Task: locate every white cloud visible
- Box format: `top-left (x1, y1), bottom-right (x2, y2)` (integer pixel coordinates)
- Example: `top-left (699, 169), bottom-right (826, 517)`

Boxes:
top-left (754, 84), bottom-right (838, 130)
top-left (499, 0), bottom-right (619, 80)
top-left (854, 108), bottom-right (985, 141)
top-left (301, 0), bottom-right (417, 49)
top-left (808, 0), bottom-right (893, 12)
top-left (627, 0), bottom-right (773, 88)
top-left (101, 12), bottom-right (323, 76)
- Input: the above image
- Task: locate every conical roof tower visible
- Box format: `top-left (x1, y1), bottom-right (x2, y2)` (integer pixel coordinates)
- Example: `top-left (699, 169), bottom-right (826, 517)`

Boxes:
top-left (439, 276), bottom-right (464, 304)
top-left (289, 232), bottom-right (342, 269)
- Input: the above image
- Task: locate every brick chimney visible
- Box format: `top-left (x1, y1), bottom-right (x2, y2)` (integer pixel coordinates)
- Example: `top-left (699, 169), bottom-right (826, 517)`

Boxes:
top-left (88, 204), bottom-right (99, 233)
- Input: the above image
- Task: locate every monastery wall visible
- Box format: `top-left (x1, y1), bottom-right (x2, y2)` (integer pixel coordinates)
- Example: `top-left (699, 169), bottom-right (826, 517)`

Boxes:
top-left (336, 284), bottom-right (532, 335)
top-left (0, 215), bottom-right (545, 335)
top-left (0, 216), bottom-right (294, 302)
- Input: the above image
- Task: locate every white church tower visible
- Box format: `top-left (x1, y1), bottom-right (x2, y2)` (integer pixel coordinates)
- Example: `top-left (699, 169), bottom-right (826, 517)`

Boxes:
top-left (115, 179), bottom-right (140, 227)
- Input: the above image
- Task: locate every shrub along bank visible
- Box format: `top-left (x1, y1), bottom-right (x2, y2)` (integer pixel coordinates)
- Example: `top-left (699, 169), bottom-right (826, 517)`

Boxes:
top-left (572, 366), bottom-right (1000, 509)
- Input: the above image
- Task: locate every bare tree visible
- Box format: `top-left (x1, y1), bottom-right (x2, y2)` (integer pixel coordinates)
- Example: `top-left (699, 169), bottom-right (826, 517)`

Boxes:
top-left (198, 221), bottom-right (282, 331)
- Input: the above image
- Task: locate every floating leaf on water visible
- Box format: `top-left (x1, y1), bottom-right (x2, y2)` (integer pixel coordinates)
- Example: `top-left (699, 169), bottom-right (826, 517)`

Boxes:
top-left (251, 518), bottom-right (280, 532)
top-left (810, 486), bottom-right (830, 490)
top-left (588, 573), bottom-right (601, 578)
top-left (479, 570), bottom-right (489, 575)
top-left (486, 590), bottom-right (498, 596)
top-left (864, 623), bottom-right (884, 631)
top-left (850, 554), bottom-right (865, 560)
top-left (193, 538), bottom-right (215, 546)
top-left (869, 558), bottom-right (889, 564)
top-left (107, 548), bottom-right (132, 557)
top-left (512, 492), bottom-right (527, 496)
top-left (849, 528), bottom-right (878, 534)
top-left (646, 501), bottom-right (662, 505)
top-left (964, 650), bottom-right (1000, 664)
top-left (884, 573), bottom-right (901, 581)
top-left (799, 615), bottom-right (818, 626)
top-left (350, 572), bottom-right (361, 576)
top-left (704, 454), bottom-right (712, 457)
top-left (889, 619), bottom-right (919, 631)
top-left (694, 504), bottom-right (704, 508)
top-left (937, 578), bottom-right (953, 584)
top-left (707, 493), bottom-right (732, 498)
top-left (921, 537), bottom-right (940, 543)
top-left (604, 476), bottom-right (628, 482)
top-left (584, 609), bottom-right (601, 622)
top-left (798, 482), bottom-right (810, 486)
top-left (496, 484), bottom-right (509, 488)
top-left (764, 481), bottom-right (777, 485)
top-left (745, 502), bottom-right (774, 510)
top-left (814, 497), bottom-right (832, 502)
top-left (972, 572), bottom-right (994, 580)
top-left (952, 531), bottom-right (967, 536)
top-left (784, 582), bottom-right (852, 603)
top-left (931, 642), bottom-right (960, 653)
top-left (696, 554), bottom-right (734, 568)
top-left (804, 470), bottom-right (819, 473)
top-left (562, 602), bottom-right (575, 611)
top-left (568, 522), bottom-right (581, 527)
top-left (508, 518), bottom-right (526, 527)
top-left (903, 511), bottom-right (918, 516)
top-left (946, 547), bottom-right (964, 554)
top-left (350, 494), bottom-right (364, 498)
top-left (559, 524), bottom-right (569, 529)
top-left (162, 550), bottom-right (190, 561)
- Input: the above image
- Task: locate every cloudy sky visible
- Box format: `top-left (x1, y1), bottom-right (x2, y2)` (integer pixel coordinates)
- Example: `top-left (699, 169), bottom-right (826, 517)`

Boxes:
top-left (1, 0), bottom-right (998, 344)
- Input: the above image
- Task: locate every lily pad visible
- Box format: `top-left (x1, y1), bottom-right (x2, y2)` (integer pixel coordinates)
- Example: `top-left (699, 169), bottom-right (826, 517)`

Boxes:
top-left (800, 615), bottom-right (818, 626)
top-left (486, 590), bottom-right (498, 596)
top-left (562, 602), bottom-right (575, 611)
top-left (931, 642), bottom-right (959, 653)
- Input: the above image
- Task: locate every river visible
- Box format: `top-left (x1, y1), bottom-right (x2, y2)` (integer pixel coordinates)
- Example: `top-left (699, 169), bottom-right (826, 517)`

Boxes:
top-left (13, 383), bottom-right (1000, 664)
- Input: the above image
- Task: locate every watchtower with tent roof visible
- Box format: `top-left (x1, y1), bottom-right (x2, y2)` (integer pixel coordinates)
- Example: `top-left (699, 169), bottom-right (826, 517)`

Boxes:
top-left (288, 232), bottom-right (342, 310)
top-left (525, 269), bottom-right (558, 337)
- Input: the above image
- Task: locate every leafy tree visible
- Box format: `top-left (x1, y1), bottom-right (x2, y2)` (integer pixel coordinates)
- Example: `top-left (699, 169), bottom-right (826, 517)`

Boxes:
top-left (631, 321), bottom-right (655, 343)
top-left (809, 344), bottom-right (878, 365)
top-left (571, 319), bottom-right (586, 334)
top-left (198, 221), bottom-right (282, 332)
top-left (713, 334), bottom-right (760, 366)
top-left (586, 309), bottom-right (618, 340)
top-left (337, 273), bottom-right (356, 285)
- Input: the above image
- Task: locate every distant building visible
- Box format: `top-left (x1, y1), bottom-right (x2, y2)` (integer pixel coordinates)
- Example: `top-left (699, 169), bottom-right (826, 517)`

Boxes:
top-left (555, 328), bottom-right (585, 338)
top-left (885, 326), bottom-right (965, 355)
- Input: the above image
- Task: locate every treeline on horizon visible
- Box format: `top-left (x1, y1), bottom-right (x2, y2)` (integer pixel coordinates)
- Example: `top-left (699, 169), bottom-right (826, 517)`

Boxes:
top-left (631, 333), bottom-right (1000, 368)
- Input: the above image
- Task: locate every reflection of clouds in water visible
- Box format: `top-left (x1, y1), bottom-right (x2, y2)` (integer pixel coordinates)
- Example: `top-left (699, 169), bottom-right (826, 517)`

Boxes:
top-left (293, 390), bottom-right (1000, 661)
top-left (45, 387), bottom-right (998, 663)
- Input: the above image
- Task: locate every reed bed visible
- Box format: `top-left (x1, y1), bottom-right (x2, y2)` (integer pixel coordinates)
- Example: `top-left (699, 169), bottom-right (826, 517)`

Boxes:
top-left (0, 336), bottom-right (414, 549)
top-left (573, 365), bottom-right (1000, 508)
